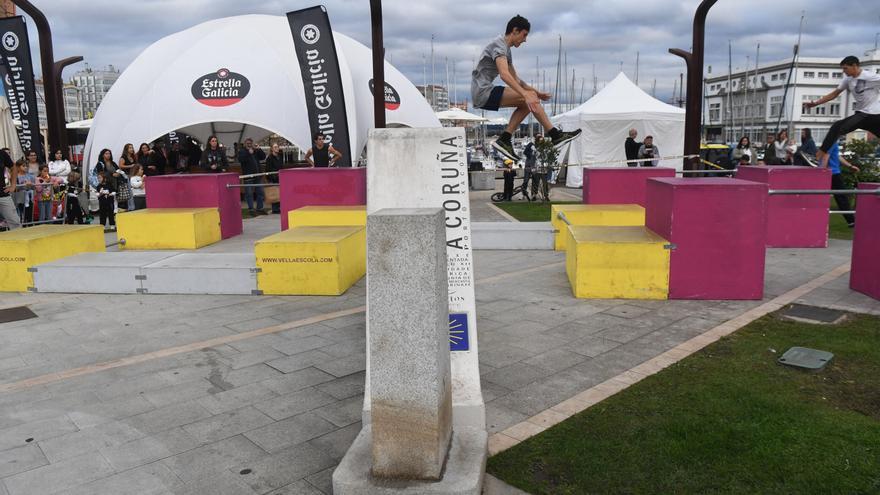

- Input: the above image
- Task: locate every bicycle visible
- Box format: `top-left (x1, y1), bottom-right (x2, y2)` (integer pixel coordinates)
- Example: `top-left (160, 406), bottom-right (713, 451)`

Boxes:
top-left (491, 178), bottom-right (532, 202)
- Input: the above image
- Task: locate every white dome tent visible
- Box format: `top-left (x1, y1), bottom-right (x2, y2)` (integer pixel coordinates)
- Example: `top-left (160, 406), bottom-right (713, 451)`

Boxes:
top-left (84, 14), bottom-right (439, 170)
top-left (552, 73), bottom-right (685, 188)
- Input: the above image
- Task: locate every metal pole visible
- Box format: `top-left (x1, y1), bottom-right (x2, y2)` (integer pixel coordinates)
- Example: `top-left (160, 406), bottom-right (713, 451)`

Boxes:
top-left (768, 189), bottom-right (880, 195)
top-left (750, 43), bottom-right (760, 140)
top-left (370, 0), bottom-right (386, 128)
top-left (669, 0), bottom-right (719, 170)
top-left (787, 12), bottom-right (805, 137)
top-left (727, 40), bottom-right (733, 143)
top-left (430, 34), bottom-right (435, 110)
top-left (12, 0), bottom-right (81, 154)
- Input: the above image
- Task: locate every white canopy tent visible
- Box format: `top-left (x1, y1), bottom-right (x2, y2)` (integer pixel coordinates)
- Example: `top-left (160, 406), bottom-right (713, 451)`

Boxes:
top-left (84, 14), bottom-right (439, 170)
top-left (552, 73), bottom-right (685, 188)
top-left (0, 96), bottom-right (23, 160)
top-left (66, 118), bottom-right (92, 130)
top-left (435, 108), bottom-right (487, 122)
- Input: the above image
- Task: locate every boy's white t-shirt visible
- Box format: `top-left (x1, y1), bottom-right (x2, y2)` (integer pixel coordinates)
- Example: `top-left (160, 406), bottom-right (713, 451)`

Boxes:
top-left (839, 69), bottom-right (880, 114)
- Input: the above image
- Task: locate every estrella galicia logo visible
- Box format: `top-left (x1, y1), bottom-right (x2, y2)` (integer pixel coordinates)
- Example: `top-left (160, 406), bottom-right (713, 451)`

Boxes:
top-left (191, 68), bottom-right (251, 107)
top-left (1, 31), bottom-right (18, 51)
top-left (368, 79), bottom-right (401, 111)
top-left (449, 313), bottom-right (469, 351)
top-left (300, 24), bottom-right (320, 45)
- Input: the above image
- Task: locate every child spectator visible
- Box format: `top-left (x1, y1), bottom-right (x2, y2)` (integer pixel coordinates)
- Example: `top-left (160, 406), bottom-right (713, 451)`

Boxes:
top-left (130, 164), bottom-right (147, 210)
top-left (95, 171), bottom-right (116, 231)
top-left (65, 171), bottom-right (85, 224)
top-left (35, 166), bottom-right (62, 221)
top-left (13, 160), bottom-right (34, 223)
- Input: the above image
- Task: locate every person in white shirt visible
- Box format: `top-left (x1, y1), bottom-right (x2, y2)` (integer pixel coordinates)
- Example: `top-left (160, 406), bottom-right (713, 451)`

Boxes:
top-left (806, 55), bottom-right (880, 167)
top-left (47, 149), bottom-right (71, 182)
top-left (129, 164), bottom-right (147, 210)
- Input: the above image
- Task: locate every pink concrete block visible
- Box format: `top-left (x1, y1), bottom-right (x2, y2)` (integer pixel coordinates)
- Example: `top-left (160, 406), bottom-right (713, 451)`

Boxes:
top-left (646, 178), bottom-right (768, 300)
top-left (582, 167), bottom-right (676, 206)
top-left (279, 168), bottom-right (367, 230)
top-left (145, 173), bottom-right (242, 239)
top-left (736, 166), bottom-right (831, 248)
top-left (850, 183), bottom-right (880, 300)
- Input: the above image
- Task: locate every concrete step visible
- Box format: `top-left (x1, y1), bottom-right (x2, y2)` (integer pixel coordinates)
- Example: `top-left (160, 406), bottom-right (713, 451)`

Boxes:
top-left (32, 251), bottom-right (181, 294)
top-left (472, 222), bottom-right (555, 250)
top-left (141, 253), bottom-right (258, 295)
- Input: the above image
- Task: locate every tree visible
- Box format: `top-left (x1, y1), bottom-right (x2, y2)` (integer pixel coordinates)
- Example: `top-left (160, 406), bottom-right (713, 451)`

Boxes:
top-left (530, 138), bottom-right (560, 202)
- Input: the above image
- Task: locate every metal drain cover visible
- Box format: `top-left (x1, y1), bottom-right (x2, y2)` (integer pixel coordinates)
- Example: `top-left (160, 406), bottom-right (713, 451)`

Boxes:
top-left (0, 306), bottom-right (37, 324)
top-left (778, 347), bottom-right (833, 371)
top-left (781, 304), bottom-right (845, 324)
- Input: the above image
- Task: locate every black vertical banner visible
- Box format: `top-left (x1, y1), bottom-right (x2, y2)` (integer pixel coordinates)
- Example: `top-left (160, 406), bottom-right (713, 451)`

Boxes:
top-left (0, 16), bottom-right (41, 159)
top-left (0, 59), bottom-right (25, 154)
top-left (287, 6), bottom-right (352, 167)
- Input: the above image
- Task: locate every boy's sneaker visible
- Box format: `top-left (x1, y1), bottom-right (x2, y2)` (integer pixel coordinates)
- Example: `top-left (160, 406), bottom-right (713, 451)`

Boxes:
top-left (492, 139), bottom-right (520, 162)
top-left (799, 151), bottom-right (818, 167)
top-left (551, 128), bottom-right (582, 149)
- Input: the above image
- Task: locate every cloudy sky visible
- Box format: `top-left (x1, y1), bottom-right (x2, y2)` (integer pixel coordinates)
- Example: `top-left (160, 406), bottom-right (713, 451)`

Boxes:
top-left (18, 0), bottom-right (880, 107)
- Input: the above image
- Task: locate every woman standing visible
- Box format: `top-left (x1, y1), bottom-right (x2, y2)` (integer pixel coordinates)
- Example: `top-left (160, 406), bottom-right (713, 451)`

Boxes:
top-left (200, 136), bottom-right (228, 172)
top-left (731, 136), bottom-right (756, 165)
top-left (48, 149), bottom-right (71, 182)
top-left (265, 143), bottom-right (284, 214)
top-left (772, 130), bottom-right (789, 165)
top-left (25, 149), bottom-right (41, 176)
top-left (117, 144), bottom-right (137, 211)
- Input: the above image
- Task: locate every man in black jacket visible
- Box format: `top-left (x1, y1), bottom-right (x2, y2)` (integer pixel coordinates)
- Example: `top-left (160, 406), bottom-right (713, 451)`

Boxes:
top-left (238, 138), bottom-right (267, 216)
top-left (625, 128), bottom-right (641, 167)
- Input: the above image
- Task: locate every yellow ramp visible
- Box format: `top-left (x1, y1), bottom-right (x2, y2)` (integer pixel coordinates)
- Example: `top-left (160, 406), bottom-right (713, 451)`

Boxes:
top-left (288, 205), bottom-right (366, 228)
top-left (255, 226), bottom-right (365, 296)
top-left (0, 225), bottom-right (105, 292)
top-left (566, 225), bottom-right (669, 300)
top-left (551, 204), bottom-right (645, 251)
top-left (117, 208), bottom-right (221, 250)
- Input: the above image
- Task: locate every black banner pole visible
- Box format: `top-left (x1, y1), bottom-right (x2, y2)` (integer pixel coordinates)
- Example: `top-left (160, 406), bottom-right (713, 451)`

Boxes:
top-left (369, 0), bottom-right (386, 129)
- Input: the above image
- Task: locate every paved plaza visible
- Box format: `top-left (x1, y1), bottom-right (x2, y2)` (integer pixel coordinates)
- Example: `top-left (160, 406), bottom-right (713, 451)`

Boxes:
top-left (0, 188), bottom-right (878, 494)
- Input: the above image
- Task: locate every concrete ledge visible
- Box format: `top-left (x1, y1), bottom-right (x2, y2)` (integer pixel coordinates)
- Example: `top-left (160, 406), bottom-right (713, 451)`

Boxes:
top-left (333, 425), bottom-right (487, 495)
top-left (472, 222), bottom-right (554, 250)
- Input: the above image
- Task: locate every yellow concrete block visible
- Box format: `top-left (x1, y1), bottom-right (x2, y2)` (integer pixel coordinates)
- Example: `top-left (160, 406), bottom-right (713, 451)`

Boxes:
top-left (0, 225), bottom-right (105, 292)
top-left (566, 225), bottom-right (669, 299)
top-left (117, 208), bottom-right (221, 250)
top-left (288, 205), bottom-right (366, 228)
top-left (551, 204), bottom-right (645, 251)
top-left (255, 226), bottom-right (365, 295)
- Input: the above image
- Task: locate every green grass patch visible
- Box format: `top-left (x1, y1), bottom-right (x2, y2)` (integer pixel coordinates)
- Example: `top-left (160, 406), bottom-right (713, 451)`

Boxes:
top-left (488, 311), bottom-right (880, 494)
top-left (494, 201), bottom-right (580, 222)
top-left (828, 197), bottom-right (854, 241)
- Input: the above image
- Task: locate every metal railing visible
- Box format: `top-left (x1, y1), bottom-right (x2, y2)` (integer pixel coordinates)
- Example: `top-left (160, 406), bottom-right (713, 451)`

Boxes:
top-left (768, 189), bottom-right (880, 196)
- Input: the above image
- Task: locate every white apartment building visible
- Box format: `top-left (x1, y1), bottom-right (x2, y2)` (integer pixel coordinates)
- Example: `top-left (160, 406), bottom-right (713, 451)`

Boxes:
top-left (70, 65), bottom-right (121, 117)
top-left (416, 84), bottom-right (450, 111)
top-left (704, 48), bottom-right (880, 145)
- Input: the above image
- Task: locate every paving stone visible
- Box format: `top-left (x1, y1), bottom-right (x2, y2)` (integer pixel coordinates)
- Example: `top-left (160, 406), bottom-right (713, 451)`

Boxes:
top-left (99, 427), bottom-right (200, 472)
top-left (479, 344), bottom-right (534, 369)
top-left (161, 434), bottom-right (267, 484)
top-left (0, 416), bottom-right (79, 452)
top-left (220, 364), bottom-right (283, 389)
top-left (223, 348), bottom-right (287, 370)
top-left (180, 406), bottom-right (274, 444)
top-left (482, 362), bottom-right (556, 390)
top-left (484, 402), bottom-right (528, 434)
top-left (314, 372), bottom-right (365, 400)
top-left (143, 379), bottom-right (214, 408)
top-left (55, 461), bottom-right (184, 495)
top-left (540, 320), bottom-right (608, 342)
top-left (568, 336), bottom-right (624, 357)
top-left (67, 395), bottom-right (156, 429)
top-left (38, 420), bottom-right (147, 463)
top-left (263, 368), bottom-right (337, 396)
top-left (595, 324), bottom-right (658, 344)
top-left (0, 444), bottom-right (48, 478)
top-left (265, 350), bottom-right (335, 374)
top-left (307, 421), bottom-right (362, 461)
top-left (312, 354), bottom-right (365, 378)
top-left (600, 304), bottom-right (655, 319)
top-left (312, 339), bottom-right (365, 359)
top-left (523, 348), bottom-right (588, 372)
top-left (311, 396), bottom-right (362, 427)
top-left (244, 412), bottom-right (338, 454)
top-left (231, 442), bottom-right (335, 494)
top-left (304, 466), bottom-right (333, 494)
top-left (171, 469), bottom-right (259, 495)
top-left (265, 479), bottom-right (326, 495)
top-left (124, 401), bottom-right (212, 435)
top-left (196, 382), bottom-right (279, 416)
top-left (270, 336), bottom-right (336, 356)
top-left (2, 451), bottom-right (115, 495)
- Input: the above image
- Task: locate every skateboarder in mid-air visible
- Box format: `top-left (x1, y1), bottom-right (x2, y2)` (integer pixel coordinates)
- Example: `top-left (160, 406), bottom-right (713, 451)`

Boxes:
top-left (472, 15), bottom-right (581, 162)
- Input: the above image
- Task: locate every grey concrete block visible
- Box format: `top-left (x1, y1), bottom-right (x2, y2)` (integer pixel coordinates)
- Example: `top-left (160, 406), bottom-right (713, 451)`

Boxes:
top-left (141, 253), bottom-right (258, 295)
top-left (470, 171), bottom-right (495, 190)
top-left (332, 425), bottom-right (487, 495)
top-left (472, 222), bottom-right (555, 250)
top-left (244, 412), bottom-right (338, 454)
top-left (368, 208), bottom-right (451, 480)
